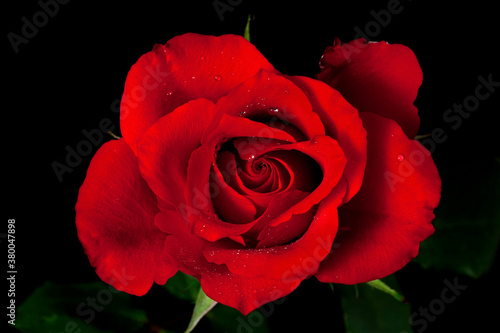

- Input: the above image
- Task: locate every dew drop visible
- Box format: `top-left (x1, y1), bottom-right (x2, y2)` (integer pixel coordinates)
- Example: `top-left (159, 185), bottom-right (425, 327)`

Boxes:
top-left (200, 56), bottom-right (206, 61)
top-left (284, 90), bottom-right (289, 94)
top-left (268, 107), bottom-right (279, 114)
top-left (231, 72), bottom-right (236, 76)
top-left (214, 75), bottom-right (222, 81)
top-left (166, 91), bottom-right (173, 96)
top-left (397, 153), bottom-right (405, 162)
top-left (239, 110), bottom-right (247, 117)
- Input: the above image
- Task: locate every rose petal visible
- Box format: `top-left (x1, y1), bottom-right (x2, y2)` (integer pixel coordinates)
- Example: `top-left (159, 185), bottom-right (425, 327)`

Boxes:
top-left (289, 76), bottom-right (367, 202)
top-left (183, 116), bottom-right (297, 242)
top-left (156, 208), bottom-right (303, 316)
top-left (238, 135), bottom-right (347, 226)
top-left (201, 268), bottom-right (302, 316)
top-left (256, 206), bottom-right (317, 248)
top-left (317, 38), bottom-right (422, 138)
top-left (76, 139), bottom-right (176, 295)
top-left (243, 189), bottom-right (311, 243)
top-left (203, 113), bottom-right (296, 148)
top-left (210, 161), bottom-right (257, 224)
top-left (203, 182), bottom-right (347, 280)
top-left (213, 70), bottom-right (325, 140)
top-left (315, 112), bottom-right (441, 284)
top-left (184, 145), bottom-right (259, 242)
top-left (121, 33), bottom-right (277, 153)
top-left (137, 98), bottom-right (216, 207)
top-left (155, 208), bottom-right (214, 279)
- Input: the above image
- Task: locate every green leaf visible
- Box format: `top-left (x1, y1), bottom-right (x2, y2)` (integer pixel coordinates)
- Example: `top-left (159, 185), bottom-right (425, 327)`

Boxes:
top-left (366, 279), bottom-right (406, 302)
top-left (244, 14), bottom-right (251, 42)
top-left (164, 271), bottom-right (201, 302)
top-left (206, 304), bottom-right (271, 333)
top-left (17, 281), bottom-right (147, 333)
top-left (338, 275), bottom-right (413, 333)
top-left (415, 158), bottom-right (500, 278)
top-left (185, 288), bottom-right (217, 333)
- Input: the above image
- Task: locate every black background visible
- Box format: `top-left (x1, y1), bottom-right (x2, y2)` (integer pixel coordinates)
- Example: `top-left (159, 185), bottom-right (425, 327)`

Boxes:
top-left (5, 0), bottom-right (499, 332)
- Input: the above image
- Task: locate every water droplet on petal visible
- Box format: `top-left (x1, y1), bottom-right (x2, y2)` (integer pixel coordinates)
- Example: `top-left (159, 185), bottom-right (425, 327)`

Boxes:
top-left (200, 56), bottom-right (205, 61)
top-left (268, 107), bottom-right (279, 114)
top-left (166, 91), bottom-right (173, 96)
top-left (284, 90), bottom-right (289, 94)
top-left (214, 75), bottom-right (222, 81)
top-left (231, 72), bottom-right (236, 76)
top-left (239, 111), bottom-right (247, 117)
top-left (397, 153), bottom-right (405, 162)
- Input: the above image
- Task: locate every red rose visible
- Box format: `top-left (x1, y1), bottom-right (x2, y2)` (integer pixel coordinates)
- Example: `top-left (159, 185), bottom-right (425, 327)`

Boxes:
top-left (76, 34), bottom-right (440, 314)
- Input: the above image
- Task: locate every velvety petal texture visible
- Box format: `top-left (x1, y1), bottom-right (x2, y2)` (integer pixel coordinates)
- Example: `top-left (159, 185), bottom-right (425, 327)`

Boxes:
top-left (76, 33), bottom-right (440, 315)
top-left (317, 38), bottom-right (423, 138)
top-left (137, 98), bottom-right (217, 207)
top-left (315, 112), bottom-right (440, 284)
top-left (289, 76), bottom-right (367, 202)
top-left (121, 33), bottom-right (277, 153)
top-left (76, 139), bottom-right (177, 295)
